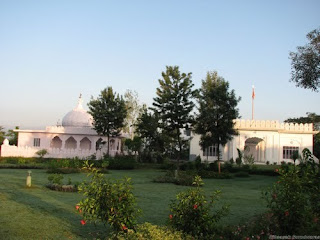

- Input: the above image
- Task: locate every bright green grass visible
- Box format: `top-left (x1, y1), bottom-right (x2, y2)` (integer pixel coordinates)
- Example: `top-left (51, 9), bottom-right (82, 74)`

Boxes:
top-left (0, 169), bottom-right (277, 239)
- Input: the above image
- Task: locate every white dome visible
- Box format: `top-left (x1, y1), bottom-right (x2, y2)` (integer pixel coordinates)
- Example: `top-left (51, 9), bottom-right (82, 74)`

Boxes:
top-left (62, 96), bottom-right (93, 127)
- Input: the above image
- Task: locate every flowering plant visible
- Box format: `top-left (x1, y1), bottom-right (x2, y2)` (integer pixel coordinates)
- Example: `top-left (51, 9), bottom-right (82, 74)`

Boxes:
top-left (264, 160), bottom-right (320, 235)
top-left (168, 175), bottom-right (228, 238)
top-left (77, 161), bottom-right (140, 233)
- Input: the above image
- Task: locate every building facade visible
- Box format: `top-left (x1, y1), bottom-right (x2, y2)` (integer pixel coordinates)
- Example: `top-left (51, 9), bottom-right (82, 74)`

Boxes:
top-left (190, 119), bottom-right (318, 164)
top-left (0, 96), bottom-right (125, 159)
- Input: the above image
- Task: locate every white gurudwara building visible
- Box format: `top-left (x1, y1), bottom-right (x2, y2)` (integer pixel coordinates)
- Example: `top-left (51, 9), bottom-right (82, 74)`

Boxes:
top-left (190, 119), bottom-right (318, 164)
top-left (0, 96), bottom-right (125, 159)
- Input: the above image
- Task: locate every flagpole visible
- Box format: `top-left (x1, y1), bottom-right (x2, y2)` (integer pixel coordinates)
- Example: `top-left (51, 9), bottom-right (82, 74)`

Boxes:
top-left (252, 85), bottom-right (255, 120)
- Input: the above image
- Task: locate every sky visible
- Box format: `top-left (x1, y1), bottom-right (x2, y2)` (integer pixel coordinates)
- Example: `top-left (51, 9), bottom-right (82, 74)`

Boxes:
top-left (0, 0), bottom-right (319, 130)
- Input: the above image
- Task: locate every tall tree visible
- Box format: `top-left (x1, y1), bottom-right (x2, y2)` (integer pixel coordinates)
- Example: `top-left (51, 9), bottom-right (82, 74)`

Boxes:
top-left (195, 71), bottom-right (241, 161)
top-left (284, 112), bottom-right (320, 159)
top-left (290, 27), bottom-right (320, 91)
top-left (123, 90), bottom-right (143, 139)
top-left (88, 87), bottom-right (127, 156)
top-left (152, 66), bottom-right (197, 169)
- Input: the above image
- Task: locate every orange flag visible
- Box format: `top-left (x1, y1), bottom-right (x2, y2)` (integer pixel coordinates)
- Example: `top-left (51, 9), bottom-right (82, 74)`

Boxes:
top-left (252, 86), bottom-right (255, 99)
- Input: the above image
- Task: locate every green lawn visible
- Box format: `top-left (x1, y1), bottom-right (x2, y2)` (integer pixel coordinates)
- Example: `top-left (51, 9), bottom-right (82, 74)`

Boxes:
top-left (0, 169), bottom-right (277, 239)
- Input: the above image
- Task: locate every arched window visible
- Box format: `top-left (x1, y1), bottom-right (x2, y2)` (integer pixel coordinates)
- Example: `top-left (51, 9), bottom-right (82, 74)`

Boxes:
top-left (80, 137), bottom-right (91, 150)
top-left (65, 137), bottom-right (77, 149)
top-left (50, 136), bottom-right (62, 149)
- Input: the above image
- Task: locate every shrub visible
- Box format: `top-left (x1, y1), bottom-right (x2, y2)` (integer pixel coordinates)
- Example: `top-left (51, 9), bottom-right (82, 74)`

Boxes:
top-left (35, 149), bottom-right (48, 158)
top-left (222, 161), bottom-right (233, 172)
top-left (77, 161), bottom-right (140, 232)
top-left (263, 163), bottom-right (320, 235)
top-left (112, 222), bottom-right (193, 240)
top-left (107, 156), bottom-right (136, 170)
top-left (266, 161), bottom-right (270, 165)
top-left (169, 176), bottom-right (228, 239)
top-left (153, 171), bottom-right (196, 186)
top-left (153, 171), bottom-right (175, 184)
top-left (243, 154), bottom-right (255, 166)
top-left (48, 174), bottom-right (64, 185)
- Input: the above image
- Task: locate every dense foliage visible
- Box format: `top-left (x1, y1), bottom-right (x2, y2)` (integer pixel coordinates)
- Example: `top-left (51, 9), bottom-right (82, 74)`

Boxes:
top-left (112, 222), bottom-right (193, 240)
top-left (169, 176), bottom-right (228, 239)
top-left (88, 87), bottom-right (127, 156)
top-left (264, 153), bottom-right (320, 235)
top-left (195, 71), bottom-right (240, 161)
top-left (290, 27), bottom-right (320, 91)
top-left (152, 66), bottom-right (197, 169)
top-left (77, 161), bottom-right (140, 233)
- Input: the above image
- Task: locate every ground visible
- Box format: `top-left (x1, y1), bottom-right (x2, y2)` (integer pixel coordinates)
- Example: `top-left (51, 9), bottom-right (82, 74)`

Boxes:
top-left (0, 169), bottom-right (277, 239)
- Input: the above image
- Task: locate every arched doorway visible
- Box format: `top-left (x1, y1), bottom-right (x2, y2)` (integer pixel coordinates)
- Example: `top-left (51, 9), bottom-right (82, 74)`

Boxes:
top-left (244, 137), bottom-right (265, 163)
top-left (96, 138), bottom-right (104, 151)
top-left (80, 137), bottom-right (91, 150)
top-left (65, 137), bottom-right (77, 150)
top-left (50, 136), bottom-right (62, 149)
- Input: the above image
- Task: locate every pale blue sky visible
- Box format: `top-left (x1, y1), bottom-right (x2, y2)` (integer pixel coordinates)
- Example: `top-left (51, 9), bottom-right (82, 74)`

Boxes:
top-left (0, 0), bottom-right (319, 129)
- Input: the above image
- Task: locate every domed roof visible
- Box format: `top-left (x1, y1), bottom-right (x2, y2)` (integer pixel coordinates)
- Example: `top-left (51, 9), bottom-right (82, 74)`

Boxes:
top-left (62, 95), bottom-right (93, 127)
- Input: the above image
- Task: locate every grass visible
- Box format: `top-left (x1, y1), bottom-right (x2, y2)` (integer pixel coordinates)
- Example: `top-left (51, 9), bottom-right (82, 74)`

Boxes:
top-left (0, 168), bottom-right (277, 239)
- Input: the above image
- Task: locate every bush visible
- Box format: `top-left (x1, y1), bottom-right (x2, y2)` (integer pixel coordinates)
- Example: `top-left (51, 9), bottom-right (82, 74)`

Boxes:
top-left (35, 149), bottom-right (48, 158)
top-left (153, 171), bottom-right (196, 186)
top-left (48, 173), bottom-right (64, 185)
top-left (112, 222), bottom-right (193, 240)
top-left (106, 156), bottom-right (136, 170)
top-left (77, 161), bottom-right (140, 232)
top-left (263, 163), bottom-right (320, 235)
top-left (169, 176), bottom-right (228, 239)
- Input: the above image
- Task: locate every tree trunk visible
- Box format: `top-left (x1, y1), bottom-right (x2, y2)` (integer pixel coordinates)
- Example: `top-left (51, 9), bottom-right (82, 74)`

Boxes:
top-left (176, 132), bottom-right (182, 174)
top-left (107, 134), bottom-right (110, 157)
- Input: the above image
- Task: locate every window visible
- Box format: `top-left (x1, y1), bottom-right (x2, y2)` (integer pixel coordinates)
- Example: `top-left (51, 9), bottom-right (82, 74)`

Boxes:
top-left (33, 138), bottom-right (40, 147)
top-left (203, 144), bottom-right (218, 157)
top-left (283, 146), bottom-right (299, 159)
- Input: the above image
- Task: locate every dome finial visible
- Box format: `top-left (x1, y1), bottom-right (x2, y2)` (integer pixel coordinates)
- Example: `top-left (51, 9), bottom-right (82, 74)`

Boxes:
top-left (76, 94), bottom-right (84, 110)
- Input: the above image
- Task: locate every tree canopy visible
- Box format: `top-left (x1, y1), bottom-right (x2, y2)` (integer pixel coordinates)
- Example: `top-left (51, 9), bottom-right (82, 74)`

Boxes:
top-left (195, 71), bottom-right (241, 161)
top-left (0, 126), bottom-right (6, 144)
top-left (123, 90), bottom-right (143, 139)
top-left (152, 66), bottom-right (197, 167)
top-left (88, 87), bottom-right (127, 156)
top-left (290, 27), bottom-right (320, 91)
top-left (6, 126), bottom-right (19, 146)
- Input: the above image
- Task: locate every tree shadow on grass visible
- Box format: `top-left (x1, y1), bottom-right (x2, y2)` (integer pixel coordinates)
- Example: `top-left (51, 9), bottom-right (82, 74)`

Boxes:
top-left (6, 187), bottom-right (111, 239)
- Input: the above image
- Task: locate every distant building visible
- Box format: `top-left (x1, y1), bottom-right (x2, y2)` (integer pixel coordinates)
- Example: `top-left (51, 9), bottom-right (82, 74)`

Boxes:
top-left (190, 119), bottom-right (318, 164)
top-left (0, 96), bottom-right (125, 159)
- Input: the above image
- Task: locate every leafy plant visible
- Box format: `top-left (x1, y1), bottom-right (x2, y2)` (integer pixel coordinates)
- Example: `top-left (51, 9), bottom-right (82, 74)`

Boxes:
top-left (169, 176), bottom-right (228, 239)
top-left (236, 148), bottom-right (242, 166)
top-left (47, 174), bottom-right (64, 185)
top-left (264, 163), bottom-right (320, 235)
top-left (77, 161), bottom-right (140, 233)
top-left (112, 222), bottom-right (193, 240)
top-left (35, 149), bottom-right (48, 158)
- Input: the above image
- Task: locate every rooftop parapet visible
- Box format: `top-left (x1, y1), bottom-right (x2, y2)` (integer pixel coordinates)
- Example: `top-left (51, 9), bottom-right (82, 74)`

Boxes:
top-left (234, 119), bottom-right (315, 133)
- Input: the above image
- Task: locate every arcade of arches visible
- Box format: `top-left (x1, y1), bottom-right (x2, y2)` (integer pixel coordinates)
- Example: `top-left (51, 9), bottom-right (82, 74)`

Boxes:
top-left (49, 136), bottom-right (118, 151)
